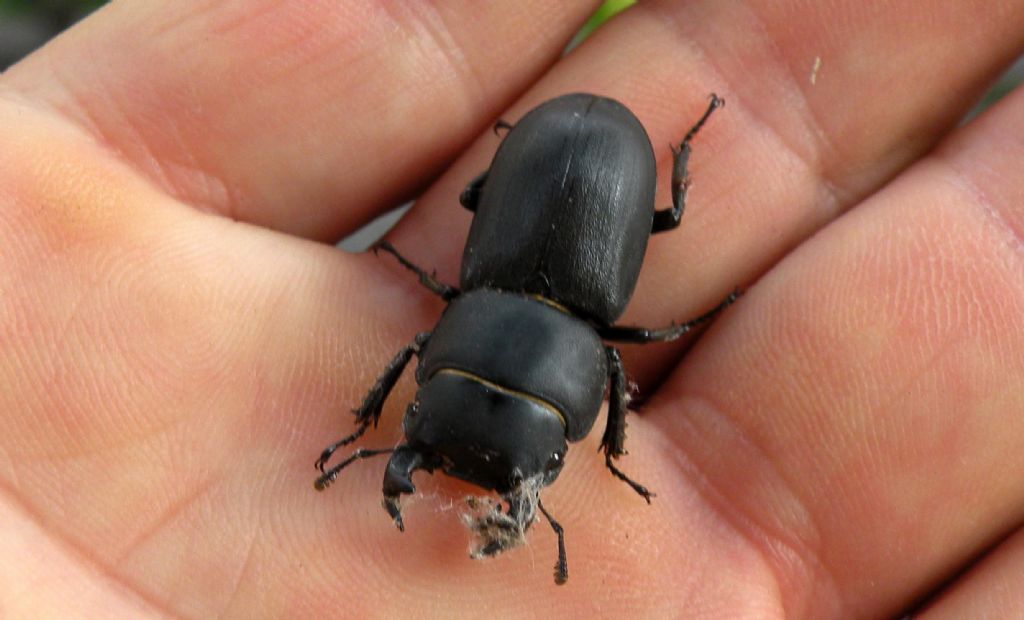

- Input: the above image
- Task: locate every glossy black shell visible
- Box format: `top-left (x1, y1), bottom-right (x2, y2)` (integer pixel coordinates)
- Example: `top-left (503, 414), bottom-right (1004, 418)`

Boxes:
top-left (405, 373), bottom-right (566, 493)
top-left (415, 288), bottom-right (607, 442)
top-left (460, 93), bottom-right (658, 325)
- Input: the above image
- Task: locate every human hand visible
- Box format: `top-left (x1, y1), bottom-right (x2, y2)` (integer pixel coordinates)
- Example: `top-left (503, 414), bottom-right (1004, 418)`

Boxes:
top-left (2, 1), bottom-right (1023, 617)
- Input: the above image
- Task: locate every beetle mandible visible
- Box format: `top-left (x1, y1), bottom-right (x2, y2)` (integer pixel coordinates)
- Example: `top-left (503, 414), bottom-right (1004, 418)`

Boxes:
top-left (315, 92), bottom-right (736, 585)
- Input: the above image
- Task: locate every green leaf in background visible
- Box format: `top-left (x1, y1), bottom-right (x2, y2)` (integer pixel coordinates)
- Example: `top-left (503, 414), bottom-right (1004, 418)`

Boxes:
top-left (569, 0), bottom-right (635, 50)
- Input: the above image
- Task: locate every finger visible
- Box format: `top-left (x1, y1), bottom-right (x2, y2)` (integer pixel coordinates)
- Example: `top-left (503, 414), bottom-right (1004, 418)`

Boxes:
top-left (0, 95), bottom-right (443, 615)
top-left (918, 526), bottom-right (1024, 619)
top-left (643, 83), bottom-right (1024, 617)
top-left (0, 495), bottom-right (158, 617)
top-left (0, 94), bottom-right (681, 615)
top-left (388, 0), bottom-right (1024, 386)
top-left (2, 0), bottom-right (600, 240)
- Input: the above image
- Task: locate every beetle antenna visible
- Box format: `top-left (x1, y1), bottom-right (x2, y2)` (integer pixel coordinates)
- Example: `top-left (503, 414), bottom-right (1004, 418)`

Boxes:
top-left (537, 498), bottom-right (568, 585)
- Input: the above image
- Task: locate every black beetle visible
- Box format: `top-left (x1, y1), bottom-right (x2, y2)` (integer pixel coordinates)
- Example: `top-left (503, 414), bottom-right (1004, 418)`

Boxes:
top-left (315, 92), bottom-right (736, 584)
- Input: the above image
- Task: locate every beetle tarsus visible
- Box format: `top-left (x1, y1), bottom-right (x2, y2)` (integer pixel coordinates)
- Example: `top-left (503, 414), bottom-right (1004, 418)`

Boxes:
top-left (683, 93), bottom-right (724, 144)
top-left (605, 454), bottom-right (654, 504)
top-left (537, 498), bottom-right (568, 585)
top-left (652, 93), bottom-right (724, 234)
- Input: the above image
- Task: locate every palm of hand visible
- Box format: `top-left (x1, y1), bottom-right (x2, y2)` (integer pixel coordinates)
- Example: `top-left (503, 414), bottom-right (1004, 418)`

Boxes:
top-left (2, 2), bottom-right (1024, 618)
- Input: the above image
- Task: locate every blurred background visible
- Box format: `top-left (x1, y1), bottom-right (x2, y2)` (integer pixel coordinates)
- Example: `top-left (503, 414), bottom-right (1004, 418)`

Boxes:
top-left (0, 0), bottom-right (105, 69)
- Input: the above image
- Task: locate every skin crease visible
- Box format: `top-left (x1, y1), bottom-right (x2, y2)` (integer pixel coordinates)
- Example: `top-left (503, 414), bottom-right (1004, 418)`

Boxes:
top-left (1, 0), bottom-right (1024, 617)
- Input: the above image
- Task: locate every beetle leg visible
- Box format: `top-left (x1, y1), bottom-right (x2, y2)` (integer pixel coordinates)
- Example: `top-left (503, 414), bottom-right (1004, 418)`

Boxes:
top-left (382, 445), bottom-right (430, 531)
top-left (373, 242), bottom-right (460, 301)
top-left (314, 447), bottom-right (396, 491)
top-left (492, 119), bottom-right (514, 136)
top-left (459, 170), bottom-right (488, 213)
top-left (537, 498), bottom-right (568, 585)
top-left (652, 93), bottom-right (724, 234)
top-left (602, 347), bottom-right (654, 504)
top-left (315, 332), bottom-right (430, 473)
top-left (460, 117), bottom-right (512, 212)
top-left (597, 288), bottom-right (740, 344)
top-left (313, 424), bottom-right (371, 473)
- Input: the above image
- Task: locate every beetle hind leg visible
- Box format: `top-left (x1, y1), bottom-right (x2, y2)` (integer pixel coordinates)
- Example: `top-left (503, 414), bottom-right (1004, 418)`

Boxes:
top-left (652, 93), bottom-right (724, 233)
top-left (537, 498), bottom-right (568, 585)
top-left (602, 347), bottom-right (654, 504)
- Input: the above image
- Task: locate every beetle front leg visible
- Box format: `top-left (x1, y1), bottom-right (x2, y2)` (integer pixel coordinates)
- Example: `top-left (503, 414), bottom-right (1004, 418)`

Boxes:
top-left (602, 346), bottom-right (653, 503)
top-left (537, 498), bottom-right (568, 585)
top-left (598, 288), bottom-right (740, 344)
top-left (315, 332), bottom-right (430, 472)
top-left (652, 94), bottom-right (724, 233)
top-left (373, 242), bottom-right (460, 301)
top-left (314, 447), bottom-right (395, 491)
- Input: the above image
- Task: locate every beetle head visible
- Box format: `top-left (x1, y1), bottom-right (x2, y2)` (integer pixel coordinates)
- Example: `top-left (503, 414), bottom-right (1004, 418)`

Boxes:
top-left (402, 371), bottom-right (568, 494)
